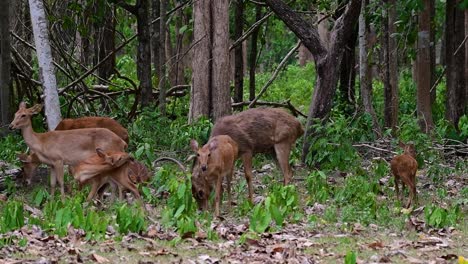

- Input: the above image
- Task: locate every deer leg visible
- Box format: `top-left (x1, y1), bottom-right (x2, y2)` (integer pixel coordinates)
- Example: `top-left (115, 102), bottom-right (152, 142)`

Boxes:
top-left (226, 168), bottom-right (233, 211)
top-left (274, 142), bottom-right (293, 185)
top-left (86, 179), bottom-right (101, 201)
top-left (53, 161), bottom-right (65, 198)
top-left (241, 152), bottom-right (254, 203)
top-left (215, 175), bottom-right (223, 217)
top-left (49, 165), bottom-right (57, 197)
top-left (394, 175), bottom-right (400, 201)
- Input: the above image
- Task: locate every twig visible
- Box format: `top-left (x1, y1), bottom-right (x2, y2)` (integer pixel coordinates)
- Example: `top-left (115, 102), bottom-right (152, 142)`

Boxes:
top-left (353, 143), bottom-right (398, 155)
top-left (230, 12), bottom-right (273, 51)
top-left (248, 41), bottom-right (301, 108)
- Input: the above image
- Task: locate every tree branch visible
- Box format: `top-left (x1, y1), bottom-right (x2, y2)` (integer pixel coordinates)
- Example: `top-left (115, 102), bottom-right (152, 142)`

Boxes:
top-left (265, 0), bottom-right (327, 58)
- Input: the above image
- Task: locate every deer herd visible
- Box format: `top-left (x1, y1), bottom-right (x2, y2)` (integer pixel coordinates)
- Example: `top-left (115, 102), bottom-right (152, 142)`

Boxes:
top-left (9, 102), bottom-right (419, 217)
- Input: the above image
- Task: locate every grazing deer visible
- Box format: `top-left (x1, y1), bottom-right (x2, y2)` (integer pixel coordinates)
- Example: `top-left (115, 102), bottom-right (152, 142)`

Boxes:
top-left (210, 107), bottom-right (303, 202)
top-left (128, 160), bottom-right (151, 184)
top-left (18, 116), bottom-right (128, 185)
top-left (190, 135), bottom-right (238, 217)
top-left (73, 148), bottom-right (140, 201)
top-left (9, 102), bottom-right (127, 197)
top-left (390, 141), bottom-right (418, 208)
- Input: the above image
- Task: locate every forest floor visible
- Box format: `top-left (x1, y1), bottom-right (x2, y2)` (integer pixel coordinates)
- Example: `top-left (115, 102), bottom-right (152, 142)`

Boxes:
top-left (0, 157), bottom-right (467, 264)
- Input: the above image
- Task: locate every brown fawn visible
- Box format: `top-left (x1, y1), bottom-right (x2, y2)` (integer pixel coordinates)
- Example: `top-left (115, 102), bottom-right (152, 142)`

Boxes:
top-left (190, 135), bottom-right (238, 217)
top-left (390, 141), bottom-right (418, 208)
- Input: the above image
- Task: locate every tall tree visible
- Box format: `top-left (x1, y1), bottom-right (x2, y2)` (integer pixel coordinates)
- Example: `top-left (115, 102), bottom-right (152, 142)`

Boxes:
top-left (159, 0), bottom-right (167, 115)
top-left (248, 5), bottom-right (262, 101)
top-left (189, 0), bottom-right (231, 122)
top-left (0, 0), bottom-right (11, 132)
top-left (114, 0), bottom-right (152, 108)
top-left (152, 0), bottom-right (161, 97)
top-left (416, 0), bottom-right (434, 133)
top-left (96, 4), bottom-right (116, 80)
top-left (264, 0), bottom-right (361, 162)
top-left (359, 0), bottom-right (381, 137)
top-left (29, 0), bottom-right (61, 130)
top-left (234, 0), bottom-right (244, 103)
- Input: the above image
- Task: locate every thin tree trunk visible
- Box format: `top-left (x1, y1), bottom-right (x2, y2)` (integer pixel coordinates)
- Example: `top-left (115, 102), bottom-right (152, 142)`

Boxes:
top-left (189, 0), bottom-right (211, 122)
top-left (158, 0), bottom-right (167, 114)
top-left (387, 0), bottom-right (398, 131)
top-left (338, 28), bottom-right (357, 110)
top-left (28, 0), bottom-right (61, 130)
top-left (138, 0), bottom-right (153, 107)
top-left (429, 0), bottom-right (436, 104)
top-left (359, 0), bottom-right (381, 137)
top-left (233, 0), bottom-right (244, 103)
top-left (97, 5), bottom-right (116, 80)
top-left (454, 5), bottom-right (465, 122)
top-left (0, 0), bottom-right (11, 131)
top-left (211, 0), bottom-right (231, 120)
top-left (248, 5), bottom-right (262, 101)
top-left (152, 0), bottom-right (161, 91)
top-left (416, 0), bottom-right (434, 133)
top-left (465, 9), bottom-right (468, 110)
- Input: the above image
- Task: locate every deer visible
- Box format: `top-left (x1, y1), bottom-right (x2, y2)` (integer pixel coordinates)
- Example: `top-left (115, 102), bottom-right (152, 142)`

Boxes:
top-left (210, 107), bottom-right (303, 202)
top-left (190, 135), bottom-right (238, 217)
top-left (72, 148), bottom-right (141, 201)
top-left (128, 160), bottom-right (151, 184)
top-left (390, 141), bottom-right (418, 208)
top-left (9, 102), bottom-right (127, 198)
top-left (18, 116), bottom-right (129, 185)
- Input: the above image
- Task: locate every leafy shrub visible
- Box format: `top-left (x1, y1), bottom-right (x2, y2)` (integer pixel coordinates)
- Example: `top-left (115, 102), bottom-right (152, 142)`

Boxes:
top-left (424, 205), bottom-right (461, 228)
top-left (116, 203), bottom-right (146, 234)
top-left (1, 201), bottom-right (25, 233)
top-left (306, 170), bottom-right (331, 204)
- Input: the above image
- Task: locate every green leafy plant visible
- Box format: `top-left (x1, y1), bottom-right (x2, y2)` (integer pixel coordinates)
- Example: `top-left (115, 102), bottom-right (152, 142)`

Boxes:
top-left (345, 251), bottom-right (357, 264)
top-left (424, 205), bottom-right (461, 228)
top-left (116, 203), bottom-right (146, 234)
top-left (1, 201), bottom-right (25, 233)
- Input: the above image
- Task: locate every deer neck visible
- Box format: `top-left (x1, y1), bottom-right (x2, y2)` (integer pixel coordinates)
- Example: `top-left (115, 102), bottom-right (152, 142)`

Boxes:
top-left (21, 120), bottom-right (41, 151)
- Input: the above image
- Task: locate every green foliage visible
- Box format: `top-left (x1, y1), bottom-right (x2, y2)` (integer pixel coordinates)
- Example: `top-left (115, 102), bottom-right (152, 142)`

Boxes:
top-left (161, 171), bottom-right (198, 235)
top-left (1, 201), bottom-right (25, 233)
top-left (250, 185), bottom-right (300, 233)
top-left (345, 251), bottom-right (357, 264)
top-left (306, 170), bottom-right (331, 204)
top-left (115, 203), bottom-right (147, 234)
top-left (424, 205), bottom-right (461, 228)
top-left (306, 114), bottom-right (374, 171)
top-left (0, 134), bottom-right (24, 162)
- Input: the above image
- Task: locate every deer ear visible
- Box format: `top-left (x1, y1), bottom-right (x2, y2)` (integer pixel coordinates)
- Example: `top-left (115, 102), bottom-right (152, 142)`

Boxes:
top-left (19, 102), bottom-right (27, 109)
top-left (96, 148), bottom-right (106, 158)
top-left (190, 139), bottom-right (199, 152)
top-left (398, 140), bottom-right (405, 148)
top-left (17, 153), bottom-right (31, 163)
top-left (208, 140), bottom-right (218, 151)
top-left (29, 104), bottom-right (43, 114)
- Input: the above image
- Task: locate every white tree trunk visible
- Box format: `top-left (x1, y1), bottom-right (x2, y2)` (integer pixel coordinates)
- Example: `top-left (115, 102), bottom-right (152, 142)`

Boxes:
top-left (28, 0), bottom-right (61, 130)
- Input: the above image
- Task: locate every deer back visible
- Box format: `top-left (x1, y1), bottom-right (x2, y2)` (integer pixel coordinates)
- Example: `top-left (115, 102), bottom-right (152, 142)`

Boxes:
top-left (211, 108), bottom-right (303, 154)
top-left (55, 117), bottom-right (129, 143)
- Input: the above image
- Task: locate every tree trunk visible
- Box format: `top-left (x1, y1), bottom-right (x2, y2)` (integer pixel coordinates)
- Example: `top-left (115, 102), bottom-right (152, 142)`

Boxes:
top-left (465, 9), bottom-right (468, 112)
top-left (158, 0), bottom-right (167, 114)
top-left (97, 5), bottom-right (116, 80)
top-left (233, 0), bottom-right (244, 103)
top-left (264, 0), bottom-right (362, 162)
top-left (152, 0), bottom-right (161, 91)
top-left (382, 0), bottom-right (398, 131)
top-left (248, 5), bottom-right (262, 101)
top-left (429, 0), bottom-right (436, 104)
top-left (0, 0), bottom-right (11, 132)
top-left (211, 0), bottom-right (231, 120)
top-left (189, 0), bottom-right (211, 122)
top-left (338, 27), bottom-right (357, 111)
top-left (454, 4), bottom-right (465, 123)
top-left (137, 0), bottom-right (153, 108)
top-left (359, 0), bottom-right (381, 137)
top-left (28, 0), bottom-right (61, 130)
top-left (416, 0), bottom-right (434, 133)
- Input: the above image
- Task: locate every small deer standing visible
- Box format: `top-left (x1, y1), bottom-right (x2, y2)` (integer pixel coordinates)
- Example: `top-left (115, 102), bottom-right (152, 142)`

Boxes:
top-left (390, 142), bottom-right (418, 208)
top-left (190, 135), bottom-right (238, 217)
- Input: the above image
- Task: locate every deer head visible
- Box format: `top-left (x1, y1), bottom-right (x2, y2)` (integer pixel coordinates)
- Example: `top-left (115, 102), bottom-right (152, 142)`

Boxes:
top-left (9, 102), bottom-right (42, 130)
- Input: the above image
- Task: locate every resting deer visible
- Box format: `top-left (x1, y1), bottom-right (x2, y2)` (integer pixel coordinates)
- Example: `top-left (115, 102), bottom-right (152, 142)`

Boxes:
top-left (72, 148), bottom-right (140, 201)
top-left (9, 102), bottom-right (127, 197)
top-left (18, 116), bottom-right (128, 185)
top-left (390, 141), bottom-right (418, 208)
top-left (190, 135), bottom-right (238, 217)
top-left (210, 107), bottom-right (303, 202)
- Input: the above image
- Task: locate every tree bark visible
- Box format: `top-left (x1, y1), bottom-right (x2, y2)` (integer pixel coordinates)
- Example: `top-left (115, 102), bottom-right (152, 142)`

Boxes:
top-left (265, 0), bottom-right (361, 162)
top-left (386, 0), bottom-right (399, 132)
top-left (96, 4), bottom-right (116, 80)
top-left (152, 0), bottom-right (161, 89)
top-left (158, 0), bottom-right (167, 114)
top-left (416, 0), bottom-right (434, 133)
top-left (137, 0), bottom-right (153, 108)
top-left (338, 27), bottom-right (357, 110)
top-left (0, 0), bottom-right (11, 132)
top-left (359, 0), bottom-right (381, 137)
top-left (189, 0), bottom-right (211, 122)
top-left (248, 5), bottom-right (262, 101)
top-left (28, 0), bottom-right (61, 130)
top-left (234, 0), bottom-right (244, 103)
top-left (211, 0), bottom-right (231, 120)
